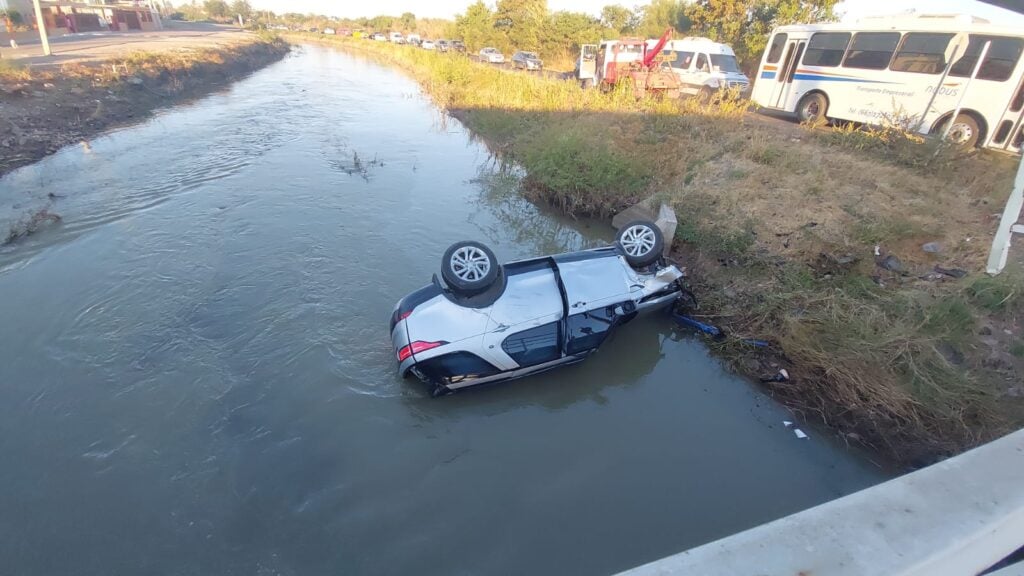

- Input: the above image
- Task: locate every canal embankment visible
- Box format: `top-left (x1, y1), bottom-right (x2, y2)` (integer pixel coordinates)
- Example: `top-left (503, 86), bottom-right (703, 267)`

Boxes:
top-left (301, 34), bottom-right (1024, 468)
top-left (0, 30), bottom-right (289, 179)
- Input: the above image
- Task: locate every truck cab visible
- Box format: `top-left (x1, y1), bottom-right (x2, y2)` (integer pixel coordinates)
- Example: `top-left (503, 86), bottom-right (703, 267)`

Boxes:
top-left (657, 37), bottom-right (751, 98)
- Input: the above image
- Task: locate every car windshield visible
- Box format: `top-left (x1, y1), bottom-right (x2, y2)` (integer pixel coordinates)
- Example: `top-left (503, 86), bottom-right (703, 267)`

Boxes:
top-left (521, 52), bottom-right (538, 59)
top-left (483, 48), bottom-right (495, 53)
top-left (710, 54), bottom-right (741, 73)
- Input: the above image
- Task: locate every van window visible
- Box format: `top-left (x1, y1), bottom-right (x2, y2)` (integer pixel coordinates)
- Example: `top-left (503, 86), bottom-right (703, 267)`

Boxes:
top-left (710, 54), bottom-right (741, 73)
top-left (767, 33), bottom-right (787, 64)
top-left (890, 33), bottom-right (955, 74)
top-left (803, 32), bottom-right (851, 67)
top-left (843, 32), bottom-right (900, 70)
top-left (950, 35), bottom-right (1024, 82)
top-left (502, 322), bottom-right (560, 367)
top-left (672, 50), bottom-right (694, 69)
top-left (696, 53), bottom-right (709, 72)
top-left (566, 310), bottom-right (615, 355)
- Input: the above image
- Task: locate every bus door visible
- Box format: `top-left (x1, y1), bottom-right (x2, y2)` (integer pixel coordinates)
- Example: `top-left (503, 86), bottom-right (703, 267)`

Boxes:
top-left (992, 73), bottom-right (1024, 153)
top-left (770, 40), bottom-right (805, 108)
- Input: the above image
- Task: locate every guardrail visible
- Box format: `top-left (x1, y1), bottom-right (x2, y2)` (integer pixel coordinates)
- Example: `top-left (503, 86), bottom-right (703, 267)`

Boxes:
top-left (619, 429), bottom-right (1024, 576)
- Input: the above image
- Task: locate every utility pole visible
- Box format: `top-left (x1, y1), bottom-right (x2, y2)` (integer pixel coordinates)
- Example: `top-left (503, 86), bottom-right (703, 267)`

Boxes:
top-left (32, 0), bottom-right (51, 56)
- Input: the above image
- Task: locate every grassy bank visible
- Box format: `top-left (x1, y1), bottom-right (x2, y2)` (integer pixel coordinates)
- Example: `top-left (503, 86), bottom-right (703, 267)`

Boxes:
top-left (0, 34), bottom-right (290, 178)
top-left (307, 35), bottom-right (1022, 467)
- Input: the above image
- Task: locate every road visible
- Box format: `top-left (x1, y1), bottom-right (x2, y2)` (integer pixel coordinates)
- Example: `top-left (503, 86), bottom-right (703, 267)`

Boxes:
top-left (1, 21), bottom-right (252, 68)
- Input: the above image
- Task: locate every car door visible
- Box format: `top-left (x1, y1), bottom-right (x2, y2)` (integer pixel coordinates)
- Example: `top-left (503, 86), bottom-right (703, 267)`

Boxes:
top-left (479, 263), bottom-right (564, 370)
top-left (555, 253), bottom-right (638, 356)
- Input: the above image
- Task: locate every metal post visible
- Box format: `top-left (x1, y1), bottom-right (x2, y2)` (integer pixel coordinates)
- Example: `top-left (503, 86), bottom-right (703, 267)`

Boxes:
top-left (940, 40), bottom-right (990, 142)
top-left (915, 38), bottom-right (962, 135)
top-left (31, 0), bottom-right (50, 56)
top-left (986, 155), bottom-right (1024, 275)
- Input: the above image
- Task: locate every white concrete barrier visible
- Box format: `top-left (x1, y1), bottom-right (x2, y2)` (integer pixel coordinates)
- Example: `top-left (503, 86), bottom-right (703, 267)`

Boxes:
top-left (620, 429), bottom-right (1024, 576)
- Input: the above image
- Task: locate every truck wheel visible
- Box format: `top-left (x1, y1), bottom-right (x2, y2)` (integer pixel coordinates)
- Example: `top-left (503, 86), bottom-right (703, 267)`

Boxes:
top-left (796, 92), bottom-right (828, 123)
top-left (616, 220), bottom-right (664, 269)
top-left (698, 86), bottom-right (714, 104)
top-left (441, 241), bottom-right (499, 296)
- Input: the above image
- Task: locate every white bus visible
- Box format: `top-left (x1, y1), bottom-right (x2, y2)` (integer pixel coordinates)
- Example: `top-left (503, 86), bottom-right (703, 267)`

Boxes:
top-left (751, 14), bottom-right (1024, 153)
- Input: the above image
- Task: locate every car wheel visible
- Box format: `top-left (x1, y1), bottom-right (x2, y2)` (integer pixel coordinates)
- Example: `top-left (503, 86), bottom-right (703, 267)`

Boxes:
top-left (616, 220), bottom-right (664, 269)
top-left (441, 240), bottom-right (500, 295)
top-left (698, 86), bottom-right (714, 104)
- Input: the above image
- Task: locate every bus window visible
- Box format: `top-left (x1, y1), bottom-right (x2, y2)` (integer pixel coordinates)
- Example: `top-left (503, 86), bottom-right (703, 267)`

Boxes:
top-left (672, 50), bottom-right (694, 69)
top-left (843, 32), bottom-right (900, 70)
top-left (767, 33), bottom-right (787, 63)
top-left (803, 32), bottom-right (851, 67)
top-left (890, 33), bottom-right (954, 74)
top-left (950, 35), bottom-right (1024, 82)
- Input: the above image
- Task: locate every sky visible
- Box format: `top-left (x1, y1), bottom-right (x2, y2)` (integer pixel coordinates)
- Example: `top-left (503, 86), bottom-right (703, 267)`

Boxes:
top-left (247, 0), bottom-right (1024, 23)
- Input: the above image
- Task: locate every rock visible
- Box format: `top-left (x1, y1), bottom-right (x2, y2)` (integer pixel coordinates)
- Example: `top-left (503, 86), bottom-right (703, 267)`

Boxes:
top-left (127, 76), bottom-right (145, 86)
top-left (877, 254), bottom-right (903, 272)
top-left (934, 266), bottom-right (967, 278)
top-left (43, 82), bottom-right (55, 89)
top-left (922, 242), bottom-right (942, 253)
top-left (1006, 386), bottom-right (1024, 398)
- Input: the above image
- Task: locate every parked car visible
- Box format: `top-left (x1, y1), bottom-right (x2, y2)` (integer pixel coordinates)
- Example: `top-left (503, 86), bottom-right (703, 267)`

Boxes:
top-left (372, 33), bottom-right (386, 41)
top-left (407, 34), bottom-right (421, 46)
top-left (421, 40), bottom-right (436, 50)
top-left (479, 47), bottom-right (505, 64)
top-left (322, 28), bottom-right (336, 35)
top-left (512, 50), bottom-right (543, 71)
top-left (390, 221), bottom-right (684, 397)
top-left (451, 40), bottom-right (466, 53)
top-left (436, 40), bottom-right (450, 52)
top-left (389, 32), bottom-right (405, 44)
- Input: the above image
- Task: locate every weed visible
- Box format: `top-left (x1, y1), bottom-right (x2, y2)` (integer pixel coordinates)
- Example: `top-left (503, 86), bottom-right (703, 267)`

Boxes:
top-left (1011, 341), bottom-right (1024, 358)
top-left (966, 275), bottom-right (1020, 312)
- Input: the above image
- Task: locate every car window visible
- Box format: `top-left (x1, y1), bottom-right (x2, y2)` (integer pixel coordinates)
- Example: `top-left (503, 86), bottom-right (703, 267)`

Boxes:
top-left (566, 309), bottom-right (616, 355)
top-left (696, 53), bottom-right (709, 72)
top-left (803, 32), bottom-right (851, 67)
top-left (950, 34), bottom-right (1024, 82)
top-left (417, 352), bottom-right (500, 384)
top-left (710, 54), bottom-right (741, 73)
top-left (502, 323), bottom-right (561, 367)
top-left (890, 32), bottom-right (955, 74)
top-left (672, 50), bottom-right (694, 69)
top-left (843, 32), bottom-right (900, 70)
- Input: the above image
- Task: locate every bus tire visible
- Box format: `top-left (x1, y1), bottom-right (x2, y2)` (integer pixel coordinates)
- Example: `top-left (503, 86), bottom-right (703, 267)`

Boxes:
top-left (935, 113), bottom-right (982, 148)
top-left (796, 92), bottom-right (828, 123)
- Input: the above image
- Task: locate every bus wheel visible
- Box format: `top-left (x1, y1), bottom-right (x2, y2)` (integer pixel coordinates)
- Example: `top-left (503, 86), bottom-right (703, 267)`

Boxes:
top-left (796, 93), bottom-right (828, 123)
top-left (940, 114), bottom-right (981, 148)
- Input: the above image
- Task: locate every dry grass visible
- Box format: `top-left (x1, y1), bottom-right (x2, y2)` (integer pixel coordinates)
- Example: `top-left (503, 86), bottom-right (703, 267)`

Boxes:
top-left (313, 32), bottom-right (1022, 466)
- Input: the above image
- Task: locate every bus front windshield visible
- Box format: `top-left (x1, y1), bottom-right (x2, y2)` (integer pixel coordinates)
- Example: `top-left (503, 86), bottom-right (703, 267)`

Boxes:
top-left (710, 54), bottom-right (741, 73)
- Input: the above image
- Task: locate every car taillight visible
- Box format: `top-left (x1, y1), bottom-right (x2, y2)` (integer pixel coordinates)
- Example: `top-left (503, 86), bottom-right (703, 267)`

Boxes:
top-left (396, 340), bottom-right (446, 362)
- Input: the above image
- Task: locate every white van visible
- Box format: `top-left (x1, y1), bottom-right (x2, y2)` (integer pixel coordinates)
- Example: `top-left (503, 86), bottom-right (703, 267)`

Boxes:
top-left (389, 32), bottom-right (405, 44)
top-left (656, 37), bottom-right (751, 99)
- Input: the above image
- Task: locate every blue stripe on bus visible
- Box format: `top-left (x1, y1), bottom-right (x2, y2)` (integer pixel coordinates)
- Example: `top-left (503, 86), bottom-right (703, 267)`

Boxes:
top-left (760, 71), bottom-right (776, 80)
top-left (791, 73), bottom-right (890, 83)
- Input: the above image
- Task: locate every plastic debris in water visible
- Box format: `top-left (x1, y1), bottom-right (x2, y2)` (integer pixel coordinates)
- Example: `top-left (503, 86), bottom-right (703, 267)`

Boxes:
top-left (673, 313), bottom-right (722, 338)
top-left (794, 429), bottom-right (808, 439)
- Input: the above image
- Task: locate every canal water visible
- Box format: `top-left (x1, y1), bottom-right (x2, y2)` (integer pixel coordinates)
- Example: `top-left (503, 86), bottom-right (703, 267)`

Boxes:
top-left (0, 45), bottom-right (889, 575)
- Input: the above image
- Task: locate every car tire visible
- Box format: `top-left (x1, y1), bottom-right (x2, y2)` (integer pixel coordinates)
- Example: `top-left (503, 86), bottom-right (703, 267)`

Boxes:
top-left (616, 220), bottom-right (664, 269)
top-left (441, 240), bottom-right (500, 295)
top-left (796, 92), bottom-right (828, 123)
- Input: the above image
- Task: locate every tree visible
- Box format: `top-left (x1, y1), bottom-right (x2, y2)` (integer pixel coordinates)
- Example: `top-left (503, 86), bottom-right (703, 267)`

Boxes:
top-left (494, 0), bottom-right (547, 51)
top-left (230, 0), bottom-right (251, 20)
top-left (400, 12), bottom-right (416, 31)
top-left (454, 1), bottom-right (495, 51)
top-left (203, 0), bottom-right (228, 18)
top-left (543, 11), bottom-right (603, 57)
top-left (600, 4), bottom-right (634, 33)
top-left (686, 0), bottom-right (837, 72)
top-left (636, 0), bottom-right (690, 37)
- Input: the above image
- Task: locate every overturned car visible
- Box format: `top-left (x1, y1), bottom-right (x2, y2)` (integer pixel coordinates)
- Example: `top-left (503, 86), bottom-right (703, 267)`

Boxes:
top-left (389, 220), bottom-right (685, 396)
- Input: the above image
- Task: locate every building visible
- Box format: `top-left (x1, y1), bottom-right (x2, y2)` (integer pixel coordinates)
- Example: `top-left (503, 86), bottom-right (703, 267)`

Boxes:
top-left (1, 0), bottom-right (161, 34)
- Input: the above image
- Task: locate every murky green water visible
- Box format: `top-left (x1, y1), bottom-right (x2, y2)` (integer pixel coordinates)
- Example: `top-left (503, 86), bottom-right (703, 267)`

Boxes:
top-left (0, 45), bottom-right (889, 575)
